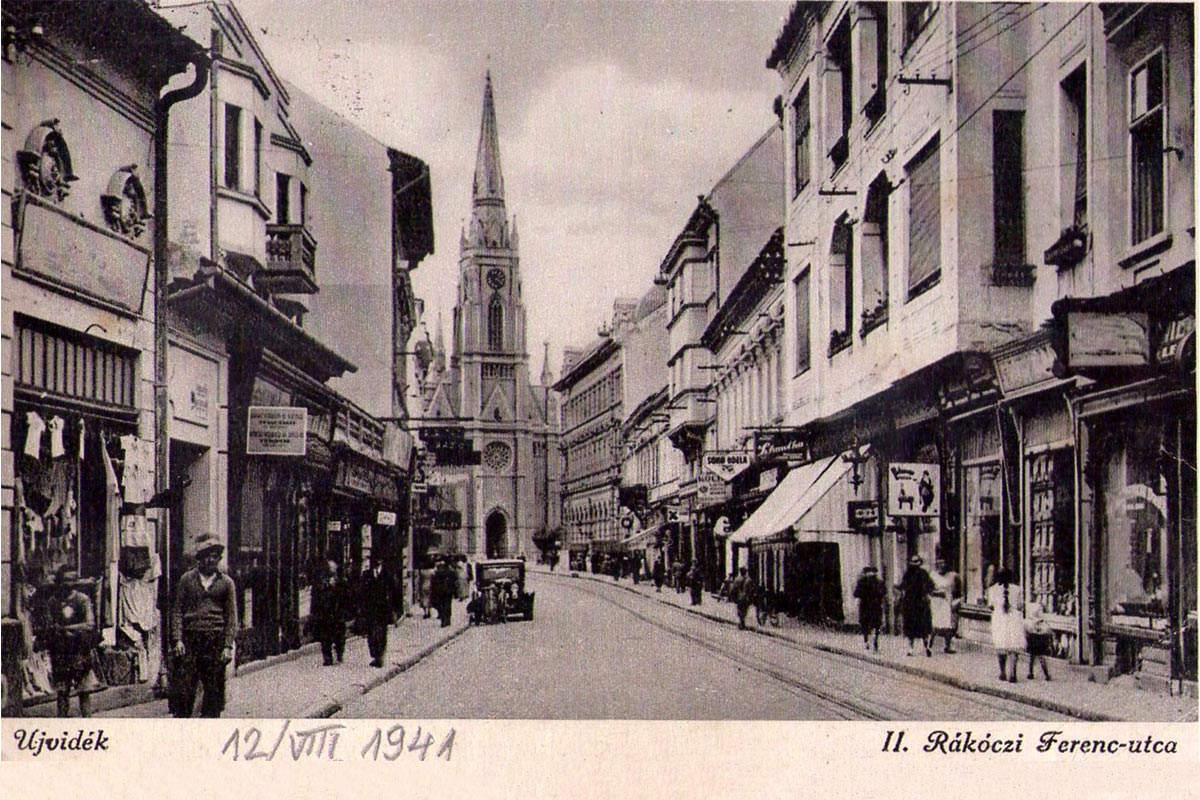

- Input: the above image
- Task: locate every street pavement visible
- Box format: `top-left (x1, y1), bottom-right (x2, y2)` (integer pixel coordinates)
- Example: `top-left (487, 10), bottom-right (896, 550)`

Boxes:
top-left (25, 569), bottom-right (1198, 720)
top-left (75, 600), bottom-right (469, 718)
top-left (538, 567), bottom-right (1198, 723)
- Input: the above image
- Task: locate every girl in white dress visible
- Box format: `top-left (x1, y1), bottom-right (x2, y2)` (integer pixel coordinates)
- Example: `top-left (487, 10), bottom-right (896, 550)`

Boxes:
top-left (987, 568), bottom-right (1026, 683)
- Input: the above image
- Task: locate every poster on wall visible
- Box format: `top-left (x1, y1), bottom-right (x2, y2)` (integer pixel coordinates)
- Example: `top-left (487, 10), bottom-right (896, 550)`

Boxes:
top-left (887, 462), bottom-right (941, 517)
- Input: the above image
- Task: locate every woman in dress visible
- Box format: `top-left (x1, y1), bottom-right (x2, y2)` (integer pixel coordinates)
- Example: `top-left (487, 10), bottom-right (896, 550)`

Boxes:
top-left (929, 558), bottom-right (961, 654)
top-left (987, 568), bottom-right (1026, 683)
top-left (897, 555), bottom-right (934, 657)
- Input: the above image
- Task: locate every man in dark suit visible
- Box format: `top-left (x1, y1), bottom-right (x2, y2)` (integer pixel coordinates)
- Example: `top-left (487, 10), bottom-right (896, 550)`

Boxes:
top-left (360, 554), bottom-right (393, 667)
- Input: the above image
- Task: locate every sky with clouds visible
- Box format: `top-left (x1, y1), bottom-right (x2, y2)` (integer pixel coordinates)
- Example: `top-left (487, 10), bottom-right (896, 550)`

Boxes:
top-left (232, 0), bottom-right (789, 379)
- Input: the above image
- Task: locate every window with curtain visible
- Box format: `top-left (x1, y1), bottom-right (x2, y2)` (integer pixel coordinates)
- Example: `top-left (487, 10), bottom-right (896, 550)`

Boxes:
top-left (793, 269), bottom-right (810, 374)
top-left (1062, 66), bottom-right (1087, 228)
top-left (793, 83), bottom-right (810, 196)
top-left (993, 110), bottom-right (1026, 266)
top-left (223, 104), bottom-right (242, 190)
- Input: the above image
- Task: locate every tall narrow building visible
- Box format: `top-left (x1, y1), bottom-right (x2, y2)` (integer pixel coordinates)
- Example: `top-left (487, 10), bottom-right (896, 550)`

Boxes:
top-left (419, 73), bottom-right (560, 559)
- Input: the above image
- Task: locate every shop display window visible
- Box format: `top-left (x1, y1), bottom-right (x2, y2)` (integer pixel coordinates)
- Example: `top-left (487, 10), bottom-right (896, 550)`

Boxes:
top-left (1027, 450), bottom-right (1076, 617)
top-left (1104, 429), bottom-right (1169, 626)
top-left (962, 463), bottom-right (1002, 605)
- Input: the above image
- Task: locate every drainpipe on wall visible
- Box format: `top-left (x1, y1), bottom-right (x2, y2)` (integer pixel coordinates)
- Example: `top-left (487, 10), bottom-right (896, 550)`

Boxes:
top-left (153, 54), bottom-right (210, 692)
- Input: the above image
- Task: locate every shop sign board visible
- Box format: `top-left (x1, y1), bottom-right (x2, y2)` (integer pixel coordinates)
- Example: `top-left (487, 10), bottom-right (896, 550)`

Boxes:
top-left (703, 450), bottom-right (752, 481)
top-left (327, 521), bottom-right (343, 532)
top-left (887, 462), bottom-right (940, 517)
top-left (666, 505), bottom-right (681, 523)
top-left (1066, 311), bottom-right (1149, 370)
top-left (995, 335), bottom-right (1058, 395)
top-left (247, 406), bottom-right (307, 456)
top-left (1155, 314), bottom-right (1194, 369)
top-left (754, 430), bottom-right (810, 463)
top-left (377, 511), bottom-right (397, 527)
top-left (847, 501), bottom-right (880, 530)
top-left (695, 471), bottom-right (731, 505)
top-left (758, 467), bottom-right (780, 493)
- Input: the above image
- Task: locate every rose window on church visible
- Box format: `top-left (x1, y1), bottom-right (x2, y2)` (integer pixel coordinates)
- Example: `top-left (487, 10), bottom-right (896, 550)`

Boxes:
top-left (483, 441), bottom-right (512, 472)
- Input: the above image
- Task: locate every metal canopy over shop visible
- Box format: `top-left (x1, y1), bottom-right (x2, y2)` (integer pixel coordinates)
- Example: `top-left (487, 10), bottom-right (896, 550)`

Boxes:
top-left (729, 455), bottom-right (839, 545)
top-left (619, 526), bottom-right (659, 551)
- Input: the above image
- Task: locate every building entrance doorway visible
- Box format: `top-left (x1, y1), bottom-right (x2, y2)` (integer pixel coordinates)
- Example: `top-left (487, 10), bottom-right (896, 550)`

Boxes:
top-left (485, 511), bottom-right (507, 558)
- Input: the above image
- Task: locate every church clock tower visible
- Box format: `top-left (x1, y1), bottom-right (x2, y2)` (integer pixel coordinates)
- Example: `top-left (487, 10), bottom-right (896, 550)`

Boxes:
top-left (422, 72), bottom-right (559, 560)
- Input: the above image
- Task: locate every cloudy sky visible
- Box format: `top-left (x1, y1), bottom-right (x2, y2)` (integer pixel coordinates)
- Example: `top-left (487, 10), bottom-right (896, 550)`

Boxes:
top-left (234, 0), bottom-right (789, 379)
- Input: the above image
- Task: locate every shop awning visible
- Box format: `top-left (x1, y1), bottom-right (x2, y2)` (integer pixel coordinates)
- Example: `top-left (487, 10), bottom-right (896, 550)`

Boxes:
top-left (619, 526), bottom-right (659, 550)
top-left (728, 455), bottom-right (839, 544)
top-left (770, 453), bottom-right (856, 540)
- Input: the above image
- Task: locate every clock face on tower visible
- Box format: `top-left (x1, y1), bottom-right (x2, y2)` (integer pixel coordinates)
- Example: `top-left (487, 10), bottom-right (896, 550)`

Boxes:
top-left (486, 268), bottom-right (506, 290)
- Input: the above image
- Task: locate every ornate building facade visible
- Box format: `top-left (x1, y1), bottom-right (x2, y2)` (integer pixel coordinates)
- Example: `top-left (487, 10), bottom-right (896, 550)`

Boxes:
top-left (416, 73), bottom-right (560, 560)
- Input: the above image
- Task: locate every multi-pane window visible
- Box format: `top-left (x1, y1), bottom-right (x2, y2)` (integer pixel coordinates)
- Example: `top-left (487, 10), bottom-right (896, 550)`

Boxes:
top-left (300, 182), bottom-right (308, 227)
top-left (793, 269), bottom-right (811, 374)
top-left (903, 2), bottom-right (934, 52)
top-left (826, 19), bottom-right (852, 170)
top-left (992, 111), bottom-right (1025, 265)
top-left (865, 3), bottom-right (888, 125)
top-left (223, 104), bottom-right (242, 189)
top-left (861, 175), bottom-right (890, 331)
top-left (1129, 51), bottom-right (1164, 246)
top-left (1062, 66), bottom-right (1088, 228)
top-left (276, 173), bottom-right (291, 224)
top-left (793, 84), bottom-right (810, 196)
top-left (830, 220), bottom-right (853, 346)
top-left (906, 136), bottom-right (941, 297)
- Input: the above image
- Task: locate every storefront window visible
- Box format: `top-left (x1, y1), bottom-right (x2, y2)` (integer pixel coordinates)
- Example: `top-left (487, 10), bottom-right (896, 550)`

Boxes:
top-left (1028, 450), bottom-right (1076, 617)
top-left (1104, 430), bottom-right (1169, 625)
top-left (963, 463), bottom-right (1002, 604)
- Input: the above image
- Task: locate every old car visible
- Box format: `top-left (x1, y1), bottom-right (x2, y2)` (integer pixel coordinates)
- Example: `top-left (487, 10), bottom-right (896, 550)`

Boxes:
top-left (468, 559), bottom-right (535, 623)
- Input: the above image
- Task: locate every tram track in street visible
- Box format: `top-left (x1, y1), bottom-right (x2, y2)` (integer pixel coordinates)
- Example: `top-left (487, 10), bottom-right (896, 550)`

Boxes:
top-left (545, 571), bottom-right (1068, 721)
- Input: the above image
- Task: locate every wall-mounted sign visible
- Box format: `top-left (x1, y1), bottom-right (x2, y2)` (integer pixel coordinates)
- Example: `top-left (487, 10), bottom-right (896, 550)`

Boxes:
top-left (666, 505), bottom-right (681, 523)
top-left (377, 511), bottom-right (397, 527)
top-left (994, 333), bottom-right (1058, 395)
top-left (1066, 311), bottom-right (1149, 370)
top-left (247, 406), bottom-right (307, 455)
top-left (1156, 314), bottom-right (1194, 370)
top-left (327, 521), bottom-right (343, 532)
top-left (714, 516), bottom-right (731, 536)
top-left (696, 471), bottom-right (731, 505)
top-left (703, 450), bottom-right (752, 481)
top-left (887, 462), bottom-right (940, 517)
top-left (758, 467), bottom-right (780, 493)
top-left (754, 430), bottom-right (810, 463)
top-left (847, 501), bottom-right (880, 530)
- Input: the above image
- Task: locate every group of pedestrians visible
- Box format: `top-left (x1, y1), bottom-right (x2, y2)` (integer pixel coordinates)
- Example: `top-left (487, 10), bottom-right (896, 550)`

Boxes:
top-left (851, 554), bottom-right (1052, 683)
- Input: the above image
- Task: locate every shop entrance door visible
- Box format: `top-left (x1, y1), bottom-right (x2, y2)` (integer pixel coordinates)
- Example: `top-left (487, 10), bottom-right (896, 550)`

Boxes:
top-left (793, 542), bottom-right (844, 624)
top-left (168, 441), bottom-right (210, 593)
top-left (485, 511), bottom-right (507, 558)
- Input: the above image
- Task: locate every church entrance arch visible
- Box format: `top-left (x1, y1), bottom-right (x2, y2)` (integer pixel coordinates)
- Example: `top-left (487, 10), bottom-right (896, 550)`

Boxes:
top-left (485, 509), bottom-right (508, 559)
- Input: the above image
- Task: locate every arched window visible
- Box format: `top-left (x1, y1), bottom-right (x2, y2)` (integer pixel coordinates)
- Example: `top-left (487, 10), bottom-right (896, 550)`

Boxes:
top-left (488, 293), bottom-right (504, 351)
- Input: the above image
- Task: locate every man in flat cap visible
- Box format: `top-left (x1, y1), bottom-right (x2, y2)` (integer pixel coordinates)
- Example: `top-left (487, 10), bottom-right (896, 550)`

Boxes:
top-left (170, 535), bottom-right (238, 718)
top-left (38, 565), bottom-right (100, 717)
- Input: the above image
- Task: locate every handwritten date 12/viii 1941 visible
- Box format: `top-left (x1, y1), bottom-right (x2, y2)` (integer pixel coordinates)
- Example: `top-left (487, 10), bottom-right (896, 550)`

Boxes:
top-left (220, 721), bottom-right (456, 762)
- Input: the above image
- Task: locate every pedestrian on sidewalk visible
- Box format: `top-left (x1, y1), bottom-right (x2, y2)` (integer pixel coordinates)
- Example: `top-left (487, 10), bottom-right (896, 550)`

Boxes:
top-left (36, 566), bottom-right (100, 718)
top-left (632, 554), bottom-right (642, 585)
top-left (432, 558), bottom-right (456, 628)
top-left (170, 536), bottom-right (238, 718)
top-left (454, 555), bottom-right (471, 601)
top-left (731, 567), bottom-right (754, 630)
top-left (853, 566), bottom-right (886, 652)
top-left (930, 558), bottom-right (962, 654)
top-left (361, 554), bottom-right (393, 668)
top-left (688, 562), bottom-right (703, 606)
top-left (987, 568), bottom-right (1026, 683)
top-left (1023, 601), bottom-right (1053, 681)
top-left (652, 558), bottom-right (665, 593)
top-left (311, 559), bottom-right (348, 666)
top-left (672, 560), bottom-right (686, 594)
top-left (897, 555), bottom-right (934, 657)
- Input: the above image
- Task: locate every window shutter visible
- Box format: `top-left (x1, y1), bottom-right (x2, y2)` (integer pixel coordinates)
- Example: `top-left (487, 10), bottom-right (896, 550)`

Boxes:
top-left (822, 63), bottom-right (844, 152)
top-left (854, 14), bottom-right (879, 111)
top-left (907, 139), bottom-right (941, 292)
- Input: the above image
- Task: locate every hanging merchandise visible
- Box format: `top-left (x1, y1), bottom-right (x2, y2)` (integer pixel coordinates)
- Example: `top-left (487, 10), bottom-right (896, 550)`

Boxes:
top-left (48, 416), bottom-right (66, 458)
top-left (121, 514), bottom-right (154, 549)
top-left (78, 419), bottom-right (86, 461)
top-left (118, 435), bottom-right (155, 504)
top-left (24, 410), bottom-right (45, 459)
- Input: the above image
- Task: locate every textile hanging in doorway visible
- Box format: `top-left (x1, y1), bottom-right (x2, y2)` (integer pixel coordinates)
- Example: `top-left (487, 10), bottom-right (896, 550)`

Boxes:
top-left (24, 411), bottom-right (45, 459)
top-left (48, 416), bottom-right (66, 458)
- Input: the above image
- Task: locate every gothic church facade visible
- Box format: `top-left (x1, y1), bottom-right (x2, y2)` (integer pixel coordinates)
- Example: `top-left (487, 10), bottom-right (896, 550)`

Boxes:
top-left (417, 73), bottom-right (560, 559)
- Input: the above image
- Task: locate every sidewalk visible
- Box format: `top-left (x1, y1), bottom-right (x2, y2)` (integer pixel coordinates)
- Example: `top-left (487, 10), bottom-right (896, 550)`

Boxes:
top-left (25, 600), bottom-right (469, 719)
top-left (536, 565), bottom-right (1198, 723)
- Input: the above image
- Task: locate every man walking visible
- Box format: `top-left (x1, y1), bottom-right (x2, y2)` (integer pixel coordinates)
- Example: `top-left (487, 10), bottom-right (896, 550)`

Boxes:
top-left (431, 558), bottom-right (456, 628)
top-left (853, 565), bottom-right (886, 652)
top-left (687, 561), bottom-right (703, 606)
top-left (171, 536), bottom-right (238, 718)
top-left (311, 559), bottom-right (348, 666)
top-left (652, 558), bottom-right (665, 593)
top-left (361, 554), bottom-right (393, 667)
top-left (731, 567), bottom-right (754, 630)
top-left (39, 566), bottom-right (100, 717)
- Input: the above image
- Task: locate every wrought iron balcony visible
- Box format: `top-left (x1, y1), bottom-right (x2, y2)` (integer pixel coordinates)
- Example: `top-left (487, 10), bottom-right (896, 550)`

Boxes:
top-left (261, 223), bottom-right (318, 295)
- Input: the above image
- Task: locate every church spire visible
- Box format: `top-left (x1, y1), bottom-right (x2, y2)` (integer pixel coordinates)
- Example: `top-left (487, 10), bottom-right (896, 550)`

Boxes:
top-left (467, 71), bottom-right (511, 250)
top-left (473, 70), bottom-right (505, 207)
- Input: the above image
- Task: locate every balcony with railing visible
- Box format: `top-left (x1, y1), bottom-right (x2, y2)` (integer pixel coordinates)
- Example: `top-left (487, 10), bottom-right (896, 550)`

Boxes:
top-left (260, 224), bottom-right (318, 294)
